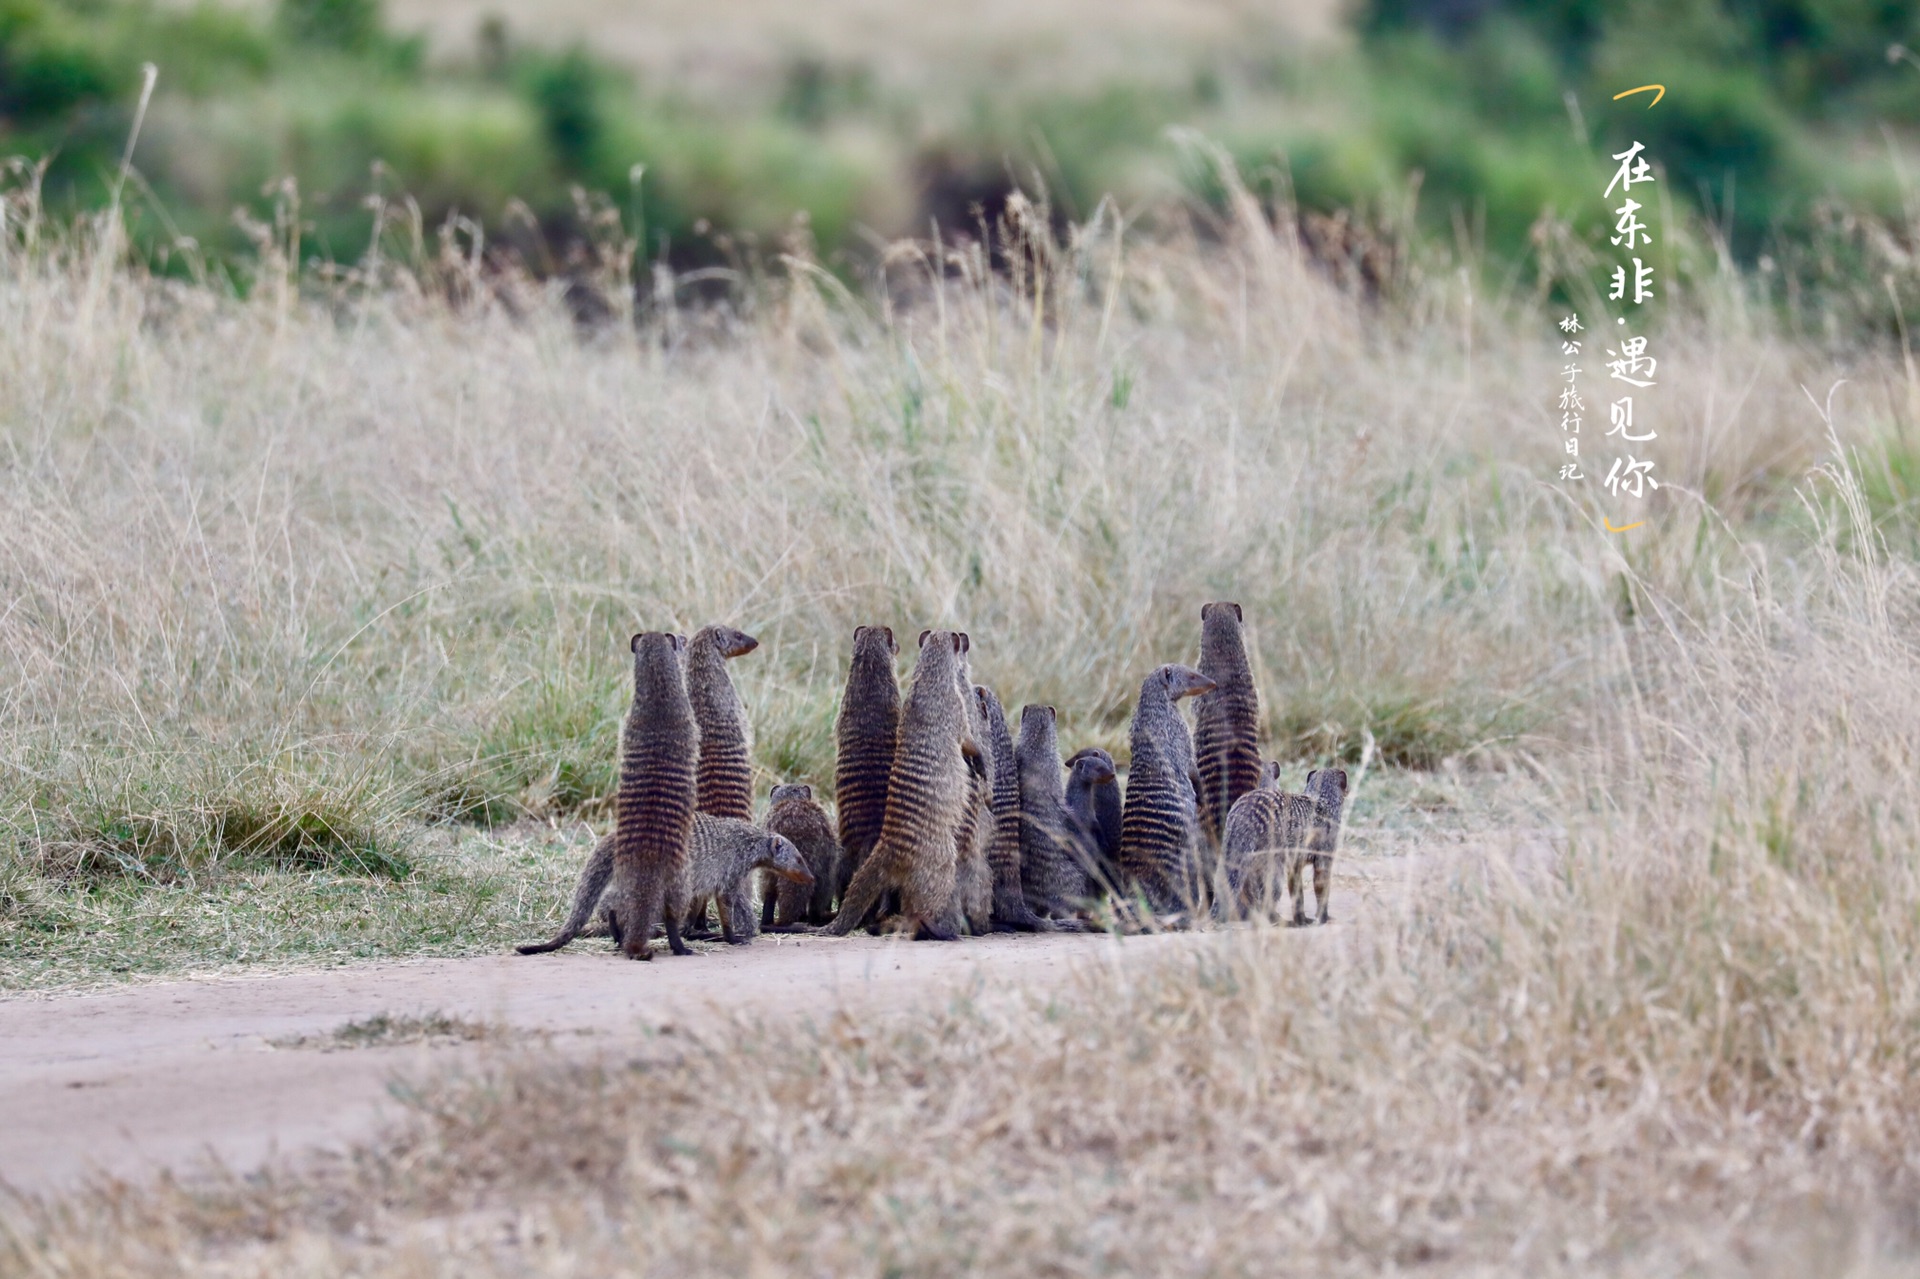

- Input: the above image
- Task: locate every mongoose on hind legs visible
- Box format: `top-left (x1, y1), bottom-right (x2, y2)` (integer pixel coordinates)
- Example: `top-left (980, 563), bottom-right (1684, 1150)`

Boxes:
top-left (683, 624), bottom-right (760, 937)
top-left (825, 630), bottom-right (977, 941)
top-left (1117, 663), bottom-right (1216, 916)
top-left (832, 625), bottom-right (900, 904)
top-left (979, 685), bottom-right (1051, 931)
top-left (950, 643), bottom-right (996, 935)
top-left (604, 631), bottom-right (699, 959)
top-left (1193, 602), bottom-right (1261, 849)
top-left (1063, 747), bottom-right (1122, 898)
top-left (1016, 704), bottom-right (1091, 924)
top-left (762, 783), bottom-right (842, 929)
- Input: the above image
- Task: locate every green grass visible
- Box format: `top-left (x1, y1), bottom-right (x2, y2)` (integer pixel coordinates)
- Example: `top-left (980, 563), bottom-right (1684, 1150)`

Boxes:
top-left (0, 822), bottom-right (590, 992)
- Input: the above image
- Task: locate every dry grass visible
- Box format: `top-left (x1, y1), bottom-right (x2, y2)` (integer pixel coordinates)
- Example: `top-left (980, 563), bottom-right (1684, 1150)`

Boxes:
top-left (5, 165), bottom-right (1920, 1271)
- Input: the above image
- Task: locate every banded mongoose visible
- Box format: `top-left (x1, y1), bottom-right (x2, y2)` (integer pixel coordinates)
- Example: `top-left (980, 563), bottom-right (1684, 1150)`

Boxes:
top-left (1063, 746), bottom-right (1122, 898)
top-left (518, 811), bottom-right (812, 953)
top-left (684, 624), bottom-right (760, 936)
top-left (1116, 663), bottom-right (1217, 914)
top-left (950, 642), bottom-right (996, 934)
top-left (1193, 602), bottom-right (1261, 848)
top-left (979, 685), bottom-right (1050, 931)
top-left (1291, 767), bottom-right (1349, 926)
top-left (832, 625), bottom-right (900, 901)
top-left (1016, 704), bottom-right (1091, 922)
top-left (762, 783), bottom-right (842, 929)
top-left (607, 814), bottom-right (812, 948)
top-left (604, 631), bottom-right (698, 959)
top-left (825, 629), bottom-right (978, 941)
top-left (1223, 764), bottom-right (1349, 925)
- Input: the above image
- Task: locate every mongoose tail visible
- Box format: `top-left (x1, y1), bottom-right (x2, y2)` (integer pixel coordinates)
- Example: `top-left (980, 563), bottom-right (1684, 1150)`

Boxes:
top-left (515, 833), bottom-right (613, 955)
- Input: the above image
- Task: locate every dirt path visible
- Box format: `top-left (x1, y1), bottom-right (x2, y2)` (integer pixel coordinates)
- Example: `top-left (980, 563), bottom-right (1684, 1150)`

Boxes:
top-left (0, 930), bottom-right (1197, 1195)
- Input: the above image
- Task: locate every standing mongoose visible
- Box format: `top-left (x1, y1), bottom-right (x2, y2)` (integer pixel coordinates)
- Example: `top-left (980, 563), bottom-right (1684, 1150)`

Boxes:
top-left (762, 783), bottom-right (842, 929)
top-left (950, 642), bottom-right (996, 934)
top-left (604, 631), bottom-right (699, 959)
top-left (1193, 602), bottom-right (1261, 848)
top-left (684, 624), bottom-right (760, 936)
top-left (832, 625), bottom-right (900, 902)
top-left (1116, 663), bottom-right (1217, 914)
top-left (979, 685), bottom-right (1050, 931)
top-left (1016, 704), bottom-right (1091, 922)
top-left (606, 814), bottom-right (813, 948)
top-left (825, 630), bottom-right (978, 940)
top-left (1063, 746), bottom-right (1122, 898)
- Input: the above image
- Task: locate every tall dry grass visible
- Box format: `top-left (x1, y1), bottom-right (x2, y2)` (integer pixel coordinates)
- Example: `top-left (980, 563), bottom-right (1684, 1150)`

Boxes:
top-left (5, 160), bottom-right (1920, 1270)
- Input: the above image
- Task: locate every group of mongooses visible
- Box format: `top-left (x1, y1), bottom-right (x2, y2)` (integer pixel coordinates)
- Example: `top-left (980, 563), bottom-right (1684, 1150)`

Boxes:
top-left (517, 604), bottom-right (1350, 958)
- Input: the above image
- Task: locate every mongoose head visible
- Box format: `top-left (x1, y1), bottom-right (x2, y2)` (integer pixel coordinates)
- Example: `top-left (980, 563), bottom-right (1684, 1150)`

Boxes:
top-left (1155, 663), bottom-right (1216, 702)
top-left (1257, 760), bottom-right (1283, 789)
top-left (918, 628), bottom-right (969, 654)
top-left (1018, 704), bottom-right (1057, 734)
top-left (696, 625), bottom-right (759, 659)
top-left (1200, 601), bottom-right (1244, 624)
top-left (628, 631), bottom-right (687, 688)
top-left (852, 624), bottom-right (899, 656)
top-left (1305, 767), bottom-right (1349, 814)
top-left (769, 782), bottom-right (814, 805)
top-left (1064, 747), bottom-right (1118, 785)
top-left (757, 833), bottom-right (815, 886)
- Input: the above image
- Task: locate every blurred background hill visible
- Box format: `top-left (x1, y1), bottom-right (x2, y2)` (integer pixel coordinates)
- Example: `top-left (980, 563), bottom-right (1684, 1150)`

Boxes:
top-left (3, 0), bottom-right (1918, 315)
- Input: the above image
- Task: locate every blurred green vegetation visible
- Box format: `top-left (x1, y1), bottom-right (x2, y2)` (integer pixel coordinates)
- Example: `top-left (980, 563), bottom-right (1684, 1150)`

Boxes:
top-left (2, 0), bottom-right (1918, 310)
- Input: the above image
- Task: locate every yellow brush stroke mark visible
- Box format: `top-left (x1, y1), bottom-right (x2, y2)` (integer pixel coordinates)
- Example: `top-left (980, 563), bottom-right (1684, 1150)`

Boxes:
top-left (1613, 84), bottom-right (1665, 107)
top-left (1604, 518), bottom-right (1646, 533)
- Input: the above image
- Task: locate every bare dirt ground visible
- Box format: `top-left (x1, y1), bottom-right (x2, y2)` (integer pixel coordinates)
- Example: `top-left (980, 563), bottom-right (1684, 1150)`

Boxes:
top-left (0, 847), bottom-right (1448, 1198)
top-left (0, 929), bottom-right (1191, 1195)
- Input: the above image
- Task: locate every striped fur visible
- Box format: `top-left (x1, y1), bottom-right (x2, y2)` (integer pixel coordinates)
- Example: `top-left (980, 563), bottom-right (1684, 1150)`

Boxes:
top-left (520, 811), bottom-right (810, 953)
top-left (684, 624), bottom-right (759, 936)
top-left (951, 646), bottom-right (995, 934)
top-left (1016, 704), bottom-right (1090, 919)
top-left (832, 625), bottom-right (899, 900)
top-left (1193, 602), bottom-right (1261, 847)
top-left (1223, 765), bottom-right (1349, 924)
top-left (763, 783), bottom-right (842, 928)
top-left (826, 630), bottom-right (973, 940)
top-left (1117, 664), bottom-right (1217, 913)
top-left (605, 631), bottom-right (698, 959)
top-left (979, 685), bottom-right (1050, 931)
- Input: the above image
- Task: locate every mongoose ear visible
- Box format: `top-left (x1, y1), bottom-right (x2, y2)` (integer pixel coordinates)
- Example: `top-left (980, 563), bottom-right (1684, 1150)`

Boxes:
top-left (630, 632), bottom-right (645, 653)
top-left (1044, 705), bottom-right (1056, 721)
top-left (671, 633), bottom-right (688, 653)
top-left (956, 632), bottom-right (970, 653)
top-left (1305, 769), bottom-right (1319, 788)
top-left (885, 627), bottom-right (899, 654)
top-left (918, 629), bottom-right (933, 649)
top-left (1231, 602), bottom-right (1243, 622)
top-left (853, 625), bottom-right (866, 642)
